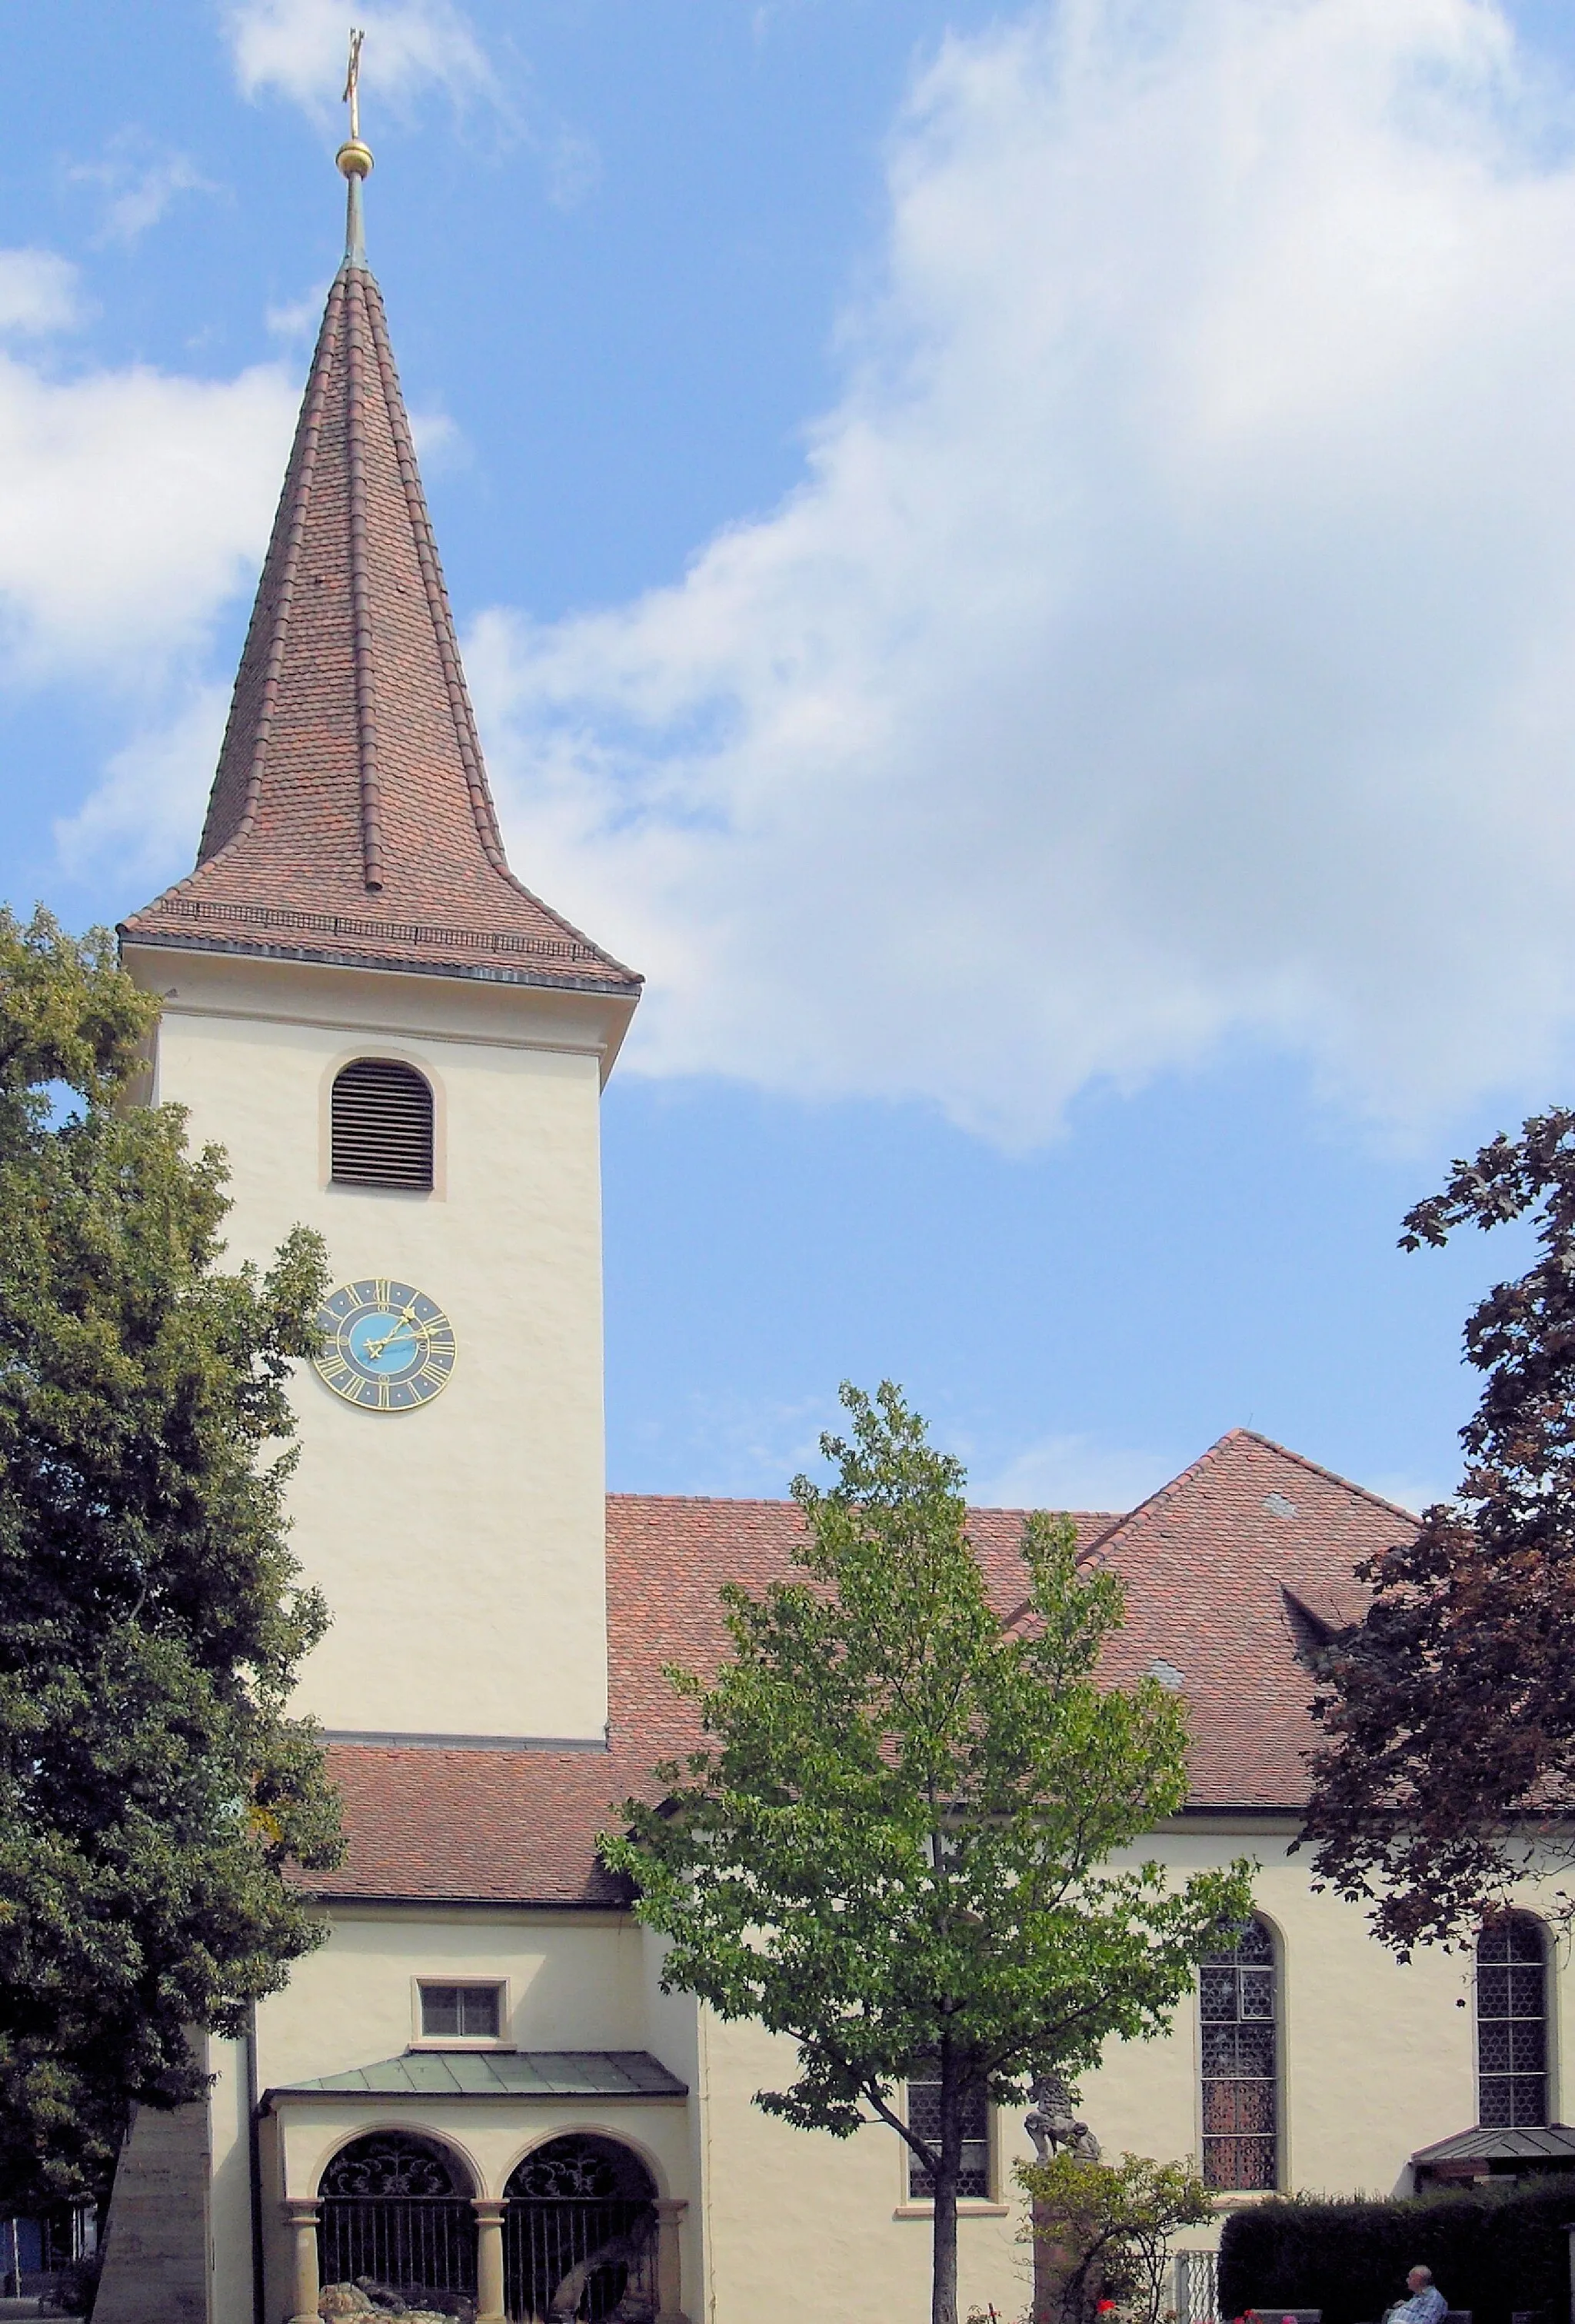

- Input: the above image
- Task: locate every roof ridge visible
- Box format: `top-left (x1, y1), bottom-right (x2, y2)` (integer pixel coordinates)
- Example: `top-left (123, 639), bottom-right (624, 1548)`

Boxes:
top-left (1086, 1426), bottom-right (1422, 1545)
top-left (345, 268), bottom-right (382, 889)
top-left (361, 268), bottom-right (504, 881)
top-left (1079, 1430), bottom-right (1240, 1546)
top-left (606, 1490), bottom-right (1123, 1520)
top-left (195, 274), bottom-right (344, 871)
top-left (1230, 1426), bottom-right (1423, 1520)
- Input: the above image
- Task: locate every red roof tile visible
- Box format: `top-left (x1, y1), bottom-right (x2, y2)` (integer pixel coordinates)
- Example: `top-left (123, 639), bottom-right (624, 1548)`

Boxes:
top-left (121, 253), bottom-right (637, 996)
top-left (318, 1431), bottom-right (1413, 1905)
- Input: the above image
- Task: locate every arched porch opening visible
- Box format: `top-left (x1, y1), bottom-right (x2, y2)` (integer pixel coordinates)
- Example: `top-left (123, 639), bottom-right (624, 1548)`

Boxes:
top-left (502, 2135), bottom-right (658, 2322)
top-left (317, 2131), bottom-right (478, 2312)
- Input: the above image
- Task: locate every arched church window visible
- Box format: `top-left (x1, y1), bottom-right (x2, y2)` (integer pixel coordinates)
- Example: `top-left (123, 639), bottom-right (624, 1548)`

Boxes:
top-left (1200, 1918), bottom-right (1278, 2191)
top-left (317, 2133), bottom-right (474, 2306)
top-left (504, 2136), bottom-right (657, 2323)
top-left (331, 1059), bottom-right (434, 1190)
top-left (1477, 1913), bottom-right (1548, 2127)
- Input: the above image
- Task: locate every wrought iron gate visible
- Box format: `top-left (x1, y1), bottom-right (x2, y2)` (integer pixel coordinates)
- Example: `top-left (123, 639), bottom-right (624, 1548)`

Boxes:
top-left (503, 2199), bottom-right (655, 2323)
top-left (318, 2133), bottom-right (477, 2307)
top-left (502, 2136), bottom-right (657, 2323)
top-left (318, 2196), bottom-right (477, 2300)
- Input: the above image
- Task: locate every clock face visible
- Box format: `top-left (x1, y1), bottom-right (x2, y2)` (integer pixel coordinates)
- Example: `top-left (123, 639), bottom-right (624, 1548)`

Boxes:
top-left (312, 1278), bottom-right (457, 1412)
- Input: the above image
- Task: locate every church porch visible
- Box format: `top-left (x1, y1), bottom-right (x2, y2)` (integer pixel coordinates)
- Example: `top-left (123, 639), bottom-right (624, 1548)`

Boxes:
top-left (262, 2061), bottom-right (691, 2324)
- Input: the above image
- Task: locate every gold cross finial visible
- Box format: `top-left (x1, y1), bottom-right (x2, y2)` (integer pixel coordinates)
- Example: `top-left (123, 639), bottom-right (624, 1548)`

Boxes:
top-left (336, 25), bottom-right (373, 204)
top-left (343, 28), bottom-right (365, 142)
top-left (336, 27), bottom-right (372, 261)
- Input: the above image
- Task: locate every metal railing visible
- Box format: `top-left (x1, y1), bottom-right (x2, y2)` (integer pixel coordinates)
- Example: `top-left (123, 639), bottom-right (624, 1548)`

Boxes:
top-left (503, 2198), bottom-right (657, 2323)
top-left (1175, 2249), bottom-right (1220, 2324)
top-left (318, 2197), bottom-right (478, 2302)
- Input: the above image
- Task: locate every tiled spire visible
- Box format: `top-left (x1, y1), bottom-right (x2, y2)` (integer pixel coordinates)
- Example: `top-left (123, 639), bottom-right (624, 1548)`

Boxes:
top-left (123, 127), bottom-right (637, 996)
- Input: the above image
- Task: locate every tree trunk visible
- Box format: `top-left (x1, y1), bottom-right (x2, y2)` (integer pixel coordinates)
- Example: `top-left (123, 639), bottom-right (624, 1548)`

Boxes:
top-left (930, 2043), bottom-right (963, 2324)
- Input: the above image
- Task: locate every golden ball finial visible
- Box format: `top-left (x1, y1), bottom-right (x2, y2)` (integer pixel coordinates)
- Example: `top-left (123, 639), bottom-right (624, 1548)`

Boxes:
top-left (336, 138), bottom-right (374, 180)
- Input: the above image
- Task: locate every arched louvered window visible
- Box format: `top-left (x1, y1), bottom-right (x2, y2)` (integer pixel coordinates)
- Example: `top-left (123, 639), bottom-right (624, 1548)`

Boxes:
top-left (1477, 1914), bottom-right (1548, 2127)
top-left (1200, 1918), bottom-right (1278, 2191)
top-left (331, 1059), bottom-right (433, 1190)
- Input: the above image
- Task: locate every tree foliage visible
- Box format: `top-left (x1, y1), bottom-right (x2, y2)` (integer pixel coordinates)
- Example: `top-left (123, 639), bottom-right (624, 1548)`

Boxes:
top-left (1302, 1107), bottom-right (1575, 1951)
top-left (0, 909), bottom-right (341, 2209)
top-left (601, 1382), bottom-right (1251, 2324)
top-left (1017, 2148), bottom-right (1212, 2324)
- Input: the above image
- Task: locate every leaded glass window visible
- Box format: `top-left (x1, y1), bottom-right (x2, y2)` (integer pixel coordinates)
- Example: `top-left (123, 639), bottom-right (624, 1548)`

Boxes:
top-left (1477, 1914), bottom-right (1547, 2128)
top-left (905, 2069), bottom-right (991, 2200)
top-left (1200, 1919), bottom-right (1277, 2192)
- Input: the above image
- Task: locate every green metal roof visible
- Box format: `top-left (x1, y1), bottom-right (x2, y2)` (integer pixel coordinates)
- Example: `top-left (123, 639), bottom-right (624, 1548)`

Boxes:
top-left (1412, 2121), bottom-right (1575, 2164)
top-left (265, 2050), bottom-right (688, 2104)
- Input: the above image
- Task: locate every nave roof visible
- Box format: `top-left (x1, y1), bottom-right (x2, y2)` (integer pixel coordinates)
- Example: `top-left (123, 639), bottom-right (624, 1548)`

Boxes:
top-left (318, 1427), bottom-right (1410, 1908)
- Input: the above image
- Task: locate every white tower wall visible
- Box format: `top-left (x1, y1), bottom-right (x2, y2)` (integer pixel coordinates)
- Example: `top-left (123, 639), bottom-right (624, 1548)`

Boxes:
top-left (125, 944), bottom-right (628, 1744)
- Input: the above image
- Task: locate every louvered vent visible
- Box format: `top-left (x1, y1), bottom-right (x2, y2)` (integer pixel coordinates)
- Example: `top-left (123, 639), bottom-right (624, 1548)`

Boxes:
top-left (331, 1060), bottom-right (434, 1190)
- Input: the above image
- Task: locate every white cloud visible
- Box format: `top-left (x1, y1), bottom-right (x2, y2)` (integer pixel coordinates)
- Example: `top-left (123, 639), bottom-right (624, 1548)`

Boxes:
top-left (223, 0), bottom-right (491, 116)
top-left (54, 684), bottom-right (232, 887)
top-left (0, 251), bottom-right (82, 337)
top-left (69, 139), bottom-right (213, 246)
top-left (0, 348), bottom-right (294, 682)
top-left (266, 285), bottom-right (329, 340)
top-left (973, 1431), bottom-right (1175, 1513)
top-left (468, 0), bottom-right (1575, 1147)
top-left (408, 406), bottom-right (465, 471)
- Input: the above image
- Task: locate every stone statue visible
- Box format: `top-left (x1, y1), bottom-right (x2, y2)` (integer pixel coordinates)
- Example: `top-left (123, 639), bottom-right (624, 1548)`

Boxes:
top-left (1024, 2073), bottom-right (1101, 2164)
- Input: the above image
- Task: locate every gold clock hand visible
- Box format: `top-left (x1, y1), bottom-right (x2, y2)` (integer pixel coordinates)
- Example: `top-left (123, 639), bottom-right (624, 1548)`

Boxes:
top-left (364, 1317), bottom-right (425, 1359)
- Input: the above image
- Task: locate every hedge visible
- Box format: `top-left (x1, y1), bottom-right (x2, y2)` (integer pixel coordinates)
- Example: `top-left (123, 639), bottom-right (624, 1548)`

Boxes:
top-left (1217, 2177), bottom-right (1574, 2324)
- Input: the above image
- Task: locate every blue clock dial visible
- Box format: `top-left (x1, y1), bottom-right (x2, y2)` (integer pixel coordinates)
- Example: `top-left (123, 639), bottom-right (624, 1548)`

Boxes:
top-left (312, 1278), bottom-right (456, 1411)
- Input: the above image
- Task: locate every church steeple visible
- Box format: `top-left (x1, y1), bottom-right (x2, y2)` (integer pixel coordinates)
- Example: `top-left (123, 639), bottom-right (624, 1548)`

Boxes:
top-left (124, 77), bottom-right (638, 1001)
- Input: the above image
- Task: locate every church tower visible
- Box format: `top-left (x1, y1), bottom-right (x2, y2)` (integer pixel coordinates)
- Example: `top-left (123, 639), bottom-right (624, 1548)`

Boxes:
top-left (119, 114), bottom-right (640, 1748)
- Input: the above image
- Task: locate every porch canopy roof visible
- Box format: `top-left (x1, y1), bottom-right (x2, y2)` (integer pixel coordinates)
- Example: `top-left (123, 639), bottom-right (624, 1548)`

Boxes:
top-left (263, 2049), bottom-right (688, 2105)
top-left (1411, 2122), bottom-right (1575, 2166)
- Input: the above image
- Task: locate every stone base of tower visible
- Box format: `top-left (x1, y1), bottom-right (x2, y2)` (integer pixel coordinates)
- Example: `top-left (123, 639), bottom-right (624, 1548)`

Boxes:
top-left (95, 2093), bottom-right (213, 2324)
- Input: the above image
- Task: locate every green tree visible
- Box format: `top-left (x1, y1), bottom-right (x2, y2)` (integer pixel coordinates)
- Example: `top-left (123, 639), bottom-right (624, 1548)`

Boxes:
top-left (1301, 1107), bottom-right (1575, 1952)
top-left (601, 1382), bottom-right (1251, 2324)
top-left (0, 908), bottom-right (341, 2210)
top-left (1016, 2147), bottom-right (1213, 2324)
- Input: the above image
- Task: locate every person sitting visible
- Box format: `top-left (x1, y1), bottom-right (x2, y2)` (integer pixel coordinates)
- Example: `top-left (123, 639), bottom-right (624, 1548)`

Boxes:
top-left (1386, 2266), bottom-right (1447, 2324)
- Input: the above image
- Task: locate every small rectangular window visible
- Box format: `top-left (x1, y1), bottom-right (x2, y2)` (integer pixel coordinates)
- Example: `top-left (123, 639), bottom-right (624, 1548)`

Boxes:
top-left (905, 2072), bottom-right (991, 2200)
top-left (418, 1983), bottom-right (502, 2041)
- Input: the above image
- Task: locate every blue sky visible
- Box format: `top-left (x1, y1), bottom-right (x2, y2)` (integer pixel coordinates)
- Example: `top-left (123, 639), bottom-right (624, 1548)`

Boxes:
top-left (5, 0), bottom-right (1575, 1508)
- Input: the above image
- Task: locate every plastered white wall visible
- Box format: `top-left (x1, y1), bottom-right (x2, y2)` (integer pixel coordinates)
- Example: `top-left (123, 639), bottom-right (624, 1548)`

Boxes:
top-left (696, 2013), bottom-right (1030, 2324)
top-left (215, 1836), bottom-right (1575, 2324)
top-left (1081, 1826), bottom-right (1500, 2253)
top-left (125, 947), bottom-right (628, 1741)
top-left (639, 1933), bottom-right (708, 2324)
top-left (208, 2038), bottom-right (255, 2324)
top-left (255, 1909), bottom-right (650, 2093)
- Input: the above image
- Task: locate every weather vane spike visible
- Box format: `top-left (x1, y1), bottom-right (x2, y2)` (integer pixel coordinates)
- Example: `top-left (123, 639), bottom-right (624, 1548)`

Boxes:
top-left (335, 26), bottom-right (373, 265)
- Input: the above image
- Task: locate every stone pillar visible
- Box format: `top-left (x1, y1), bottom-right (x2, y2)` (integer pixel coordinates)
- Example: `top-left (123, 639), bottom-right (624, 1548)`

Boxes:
top-left (282, 2198), bottom-right (321, 2324)
top-left (473, 2199), bottom-right (507, 2324)
top-left (653, 2198), bottom-right (688, 2324)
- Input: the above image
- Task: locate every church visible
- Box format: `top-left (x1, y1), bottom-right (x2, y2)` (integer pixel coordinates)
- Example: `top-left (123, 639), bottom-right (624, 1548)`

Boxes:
top-left (92, 111), bottom-right (1575, 2324)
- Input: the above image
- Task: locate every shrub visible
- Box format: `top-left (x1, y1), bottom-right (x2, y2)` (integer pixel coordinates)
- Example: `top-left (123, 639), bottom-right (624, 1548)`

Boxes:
top-left (1218, 2178), bottom-right (1574, 2324)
